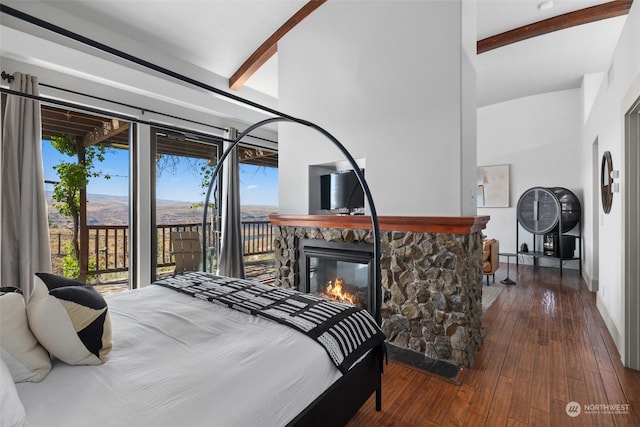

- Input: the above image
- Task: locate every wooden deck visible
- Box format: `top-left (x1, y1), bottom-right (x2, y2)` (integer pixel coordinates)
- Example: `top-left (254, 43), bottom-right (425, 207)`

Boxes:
top-left (93, 259), bottom-right (276, 296)
top-left (347, 264), bottom-right (640, 426)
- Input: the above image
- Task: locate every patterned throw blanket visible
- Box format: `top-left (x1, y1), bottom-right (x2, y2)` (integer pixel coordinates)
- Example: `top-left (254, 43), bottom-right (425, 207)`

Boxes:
top-left (153, 272), bottom-right (385, 374)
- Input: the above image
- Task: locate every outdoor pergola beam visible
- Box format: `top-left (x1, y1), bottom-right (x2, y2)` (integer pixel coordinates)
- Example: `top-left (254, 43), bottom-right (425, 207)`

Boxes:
top-left (229, 0), bottom-right (326, 91)
top-left (477, 0), bottom-right (633, 54)
top-left (82, 120), bottom-right (129, 146)
top-left (240, 147), bottom-right (269, 160)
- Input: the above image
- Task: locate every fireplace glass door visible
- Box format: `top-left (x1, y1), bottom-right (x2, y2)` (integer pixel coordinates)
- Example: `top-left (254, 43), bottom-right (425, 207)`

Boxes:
top-left (301, 240), bottom-right (374, 313)
top-left (309, 256), bottom-right (369, 309)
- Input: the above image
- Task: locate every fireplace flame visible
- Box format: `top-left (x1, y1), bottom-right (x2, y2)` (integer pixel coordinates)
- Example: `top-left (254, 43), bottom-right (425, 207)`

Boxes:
top-left (323, 277), bottom-right (356, 305)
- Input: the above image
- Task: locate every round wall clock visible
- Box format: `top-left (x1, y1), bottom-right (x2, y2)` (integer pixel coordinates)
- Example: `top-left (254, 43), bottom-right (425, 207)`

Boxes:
top-left (601, 151), bottom-right (613, 214)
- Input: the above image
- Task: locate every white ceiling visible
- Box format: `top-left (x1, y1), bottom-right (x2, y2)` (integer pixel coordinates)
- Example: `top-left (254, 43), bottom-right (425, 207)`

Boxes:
top-left (476, 0), bottom-right (627, 107)
top-left (3, 0), bottom-right (630, 108)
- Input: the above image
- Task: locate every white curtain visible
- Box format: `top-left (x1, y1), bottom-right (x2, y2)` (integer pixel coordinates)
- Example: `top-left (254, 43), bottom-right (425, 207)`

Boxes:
top-left (1, 72), bottom-right (52, 298)
top-left (217, 127), bottom-right (245, 278)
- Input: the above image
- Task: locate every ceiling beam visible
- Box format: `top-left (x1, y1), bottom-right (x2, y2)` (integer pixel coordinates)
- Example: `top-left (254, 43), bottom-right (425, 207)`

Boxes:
top-left (478, 0), bottom-right (633, 54)
top-left (229, 0), bottom-right (327, 91)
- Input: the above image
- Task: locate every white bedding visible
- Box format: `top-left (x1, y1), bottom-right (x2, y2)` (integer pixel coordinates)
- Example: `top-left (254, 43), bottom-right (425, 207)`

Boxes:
top-left (16, 285), bottom-right (343, 427)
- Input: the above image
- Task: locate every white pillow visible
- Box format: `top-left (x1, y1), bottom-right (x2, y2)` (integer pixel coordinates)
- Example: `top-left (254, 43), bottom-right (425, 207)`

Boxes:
top-left (0, 292), bottom-right (51, 382)
top-left (0, 357), bottom-right (26, 427)
top-left (27, 274), bottom-right (112, 365)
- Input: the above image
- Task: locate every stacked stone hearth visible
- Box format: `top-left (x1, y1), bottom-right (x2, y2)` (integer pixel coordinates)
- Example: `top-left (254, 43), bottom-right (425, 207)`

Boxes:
top-left (272, 224), bottom-right (484, 367)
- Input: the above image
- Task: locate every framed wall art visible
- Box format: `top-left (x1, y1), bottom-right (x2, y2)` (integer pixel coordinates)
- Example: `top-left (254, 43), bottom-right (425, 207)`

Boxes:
top-left (477, 164), bottom-right (510, 208)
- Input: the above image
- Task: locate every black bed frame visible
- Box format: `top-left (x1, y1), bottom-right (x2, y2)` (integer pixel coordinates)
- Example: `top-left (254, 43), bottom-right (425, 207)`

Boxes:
top-left (287, 347), bottom-right (383, 427)
top-left (204, 122), bottom-right (385, 427)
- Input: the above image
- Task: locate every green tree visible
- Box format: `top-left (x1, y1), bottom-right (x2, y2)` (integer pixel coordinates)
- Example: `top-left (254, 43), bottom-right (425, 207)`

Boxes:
top-left (50, 134), bottom-right (111, 277)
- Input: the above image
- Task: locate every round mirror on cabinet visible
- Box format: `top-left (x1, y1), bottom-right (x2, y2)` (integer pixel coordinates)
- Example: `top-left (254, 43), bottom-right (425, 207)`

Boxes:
top-left (601, 151), bottom-right (613, 214)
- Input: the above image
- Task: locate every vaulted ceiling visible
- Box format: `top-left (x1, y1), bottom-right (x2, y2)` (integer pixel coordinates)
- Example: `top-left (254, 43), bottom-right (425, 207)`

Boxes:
top-left (2, 0), bottom-right (634, 145)
top-left (24, 0), bottom-right (632, 108)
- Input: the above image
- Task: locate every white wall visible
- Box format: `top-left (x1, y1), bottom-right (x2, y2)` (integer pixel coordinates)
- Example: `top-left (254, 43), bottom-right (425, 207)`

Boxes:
top-left (477, 89), bottom-right (583, 259)
top-left (582, 1), bottom-right (640, 355)
top-left (277, 1), bottom-right (477, 216)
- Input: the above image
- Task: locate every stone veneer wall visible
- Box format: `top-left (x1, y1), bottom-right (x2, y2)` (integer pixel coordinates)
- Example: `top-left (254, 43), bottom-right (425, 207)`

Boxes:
top-left (272, 225), bottom-right (484, 367)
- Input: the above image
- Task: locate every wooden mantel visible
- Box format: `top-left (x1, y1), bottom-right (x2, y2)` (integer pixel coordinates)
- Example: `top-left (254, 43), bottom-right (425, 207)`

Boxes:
top-left (269, 214), bottom-right (490, 235)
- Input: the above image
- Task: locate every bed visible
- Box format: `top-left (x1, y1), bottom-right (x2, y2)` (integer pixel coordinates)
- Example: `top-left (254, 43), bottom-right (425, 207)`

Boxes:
top-left (1, 108), bottom-right (384, 427)
top-left (4, 272), bottom-right (384, 427)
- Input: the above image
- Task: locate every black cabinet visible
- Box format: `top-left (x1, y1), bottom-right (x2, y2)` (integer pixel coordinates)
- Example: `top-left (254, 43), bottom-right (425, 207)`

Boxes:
top-left (516, 187), bottom-right (581, 276)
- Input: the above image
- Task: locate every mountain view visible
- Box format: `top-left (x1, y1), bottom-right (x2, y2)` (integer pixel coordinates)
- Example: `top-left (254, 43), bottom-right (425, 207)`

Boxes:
top-left (47, 193), bottom-right (277, 227)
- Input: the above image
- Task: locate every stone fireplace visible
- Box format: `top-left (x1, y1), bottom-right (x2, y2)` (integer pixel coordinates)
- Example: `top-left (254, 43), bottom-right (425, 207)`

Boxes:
top-left (270, 214), bottom-right (489, 368)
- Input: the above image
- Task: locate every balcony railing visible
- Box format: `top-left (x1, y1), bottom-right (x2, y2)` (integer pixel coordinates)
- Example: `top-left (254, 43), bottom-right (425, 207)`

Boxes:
top-left (49, 221), bottom-right (274, 277)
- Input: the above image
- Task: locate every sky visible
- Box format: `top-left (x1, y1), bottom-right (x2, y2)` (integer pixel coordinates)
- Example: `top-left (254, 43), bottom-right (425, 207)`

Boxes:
top-left (41, 140), bottom-right (278, 206)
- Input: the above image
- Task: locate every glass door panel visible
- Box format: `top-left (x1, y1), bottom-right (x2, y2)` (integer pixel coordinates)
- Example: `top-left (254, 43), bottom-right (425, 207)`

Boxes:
top-left (152, 129), bottom-right (221, 279)
top-left (41, 105), bottom-right (131, 295)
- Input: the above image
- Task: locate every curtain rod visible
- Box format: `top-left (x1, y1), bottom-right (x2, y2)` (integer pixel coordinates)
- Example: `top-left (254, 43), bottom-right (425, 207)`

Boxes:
top-left (1, 70), bottom-right (14, 82)
top-left (0, 4), bottom-right (299, 123)
top-left (1, 71), bottom-right (277, 146)
top-left (0, 87), bottom-right (275, 151)
top-left (40, 81), bottom-right (229, 133)
top-left (39, 81), bottom-right (276, 145)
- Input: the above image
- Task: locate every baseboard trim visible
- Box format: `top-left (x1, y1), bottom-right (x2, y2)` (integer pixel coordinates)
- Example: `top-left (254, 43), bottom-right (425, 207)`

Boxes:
top-left (596, 294), bottom-right (623, 358)
top-left (582, 271), bottom-right (599, 292)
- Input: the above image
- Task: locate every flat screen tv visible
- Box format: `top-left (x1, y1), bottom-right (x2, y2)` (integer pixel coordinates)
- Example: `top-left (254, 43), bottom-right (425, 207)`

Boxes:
top-left (320, 169), bottom-right (365, 211)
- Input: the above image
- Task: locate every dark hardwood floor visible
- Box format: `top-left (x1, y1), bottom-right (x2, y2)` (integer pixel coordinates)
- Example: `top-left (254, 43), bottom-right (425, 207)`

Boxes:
top-left (347, 264), bottom-right (640, 426)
